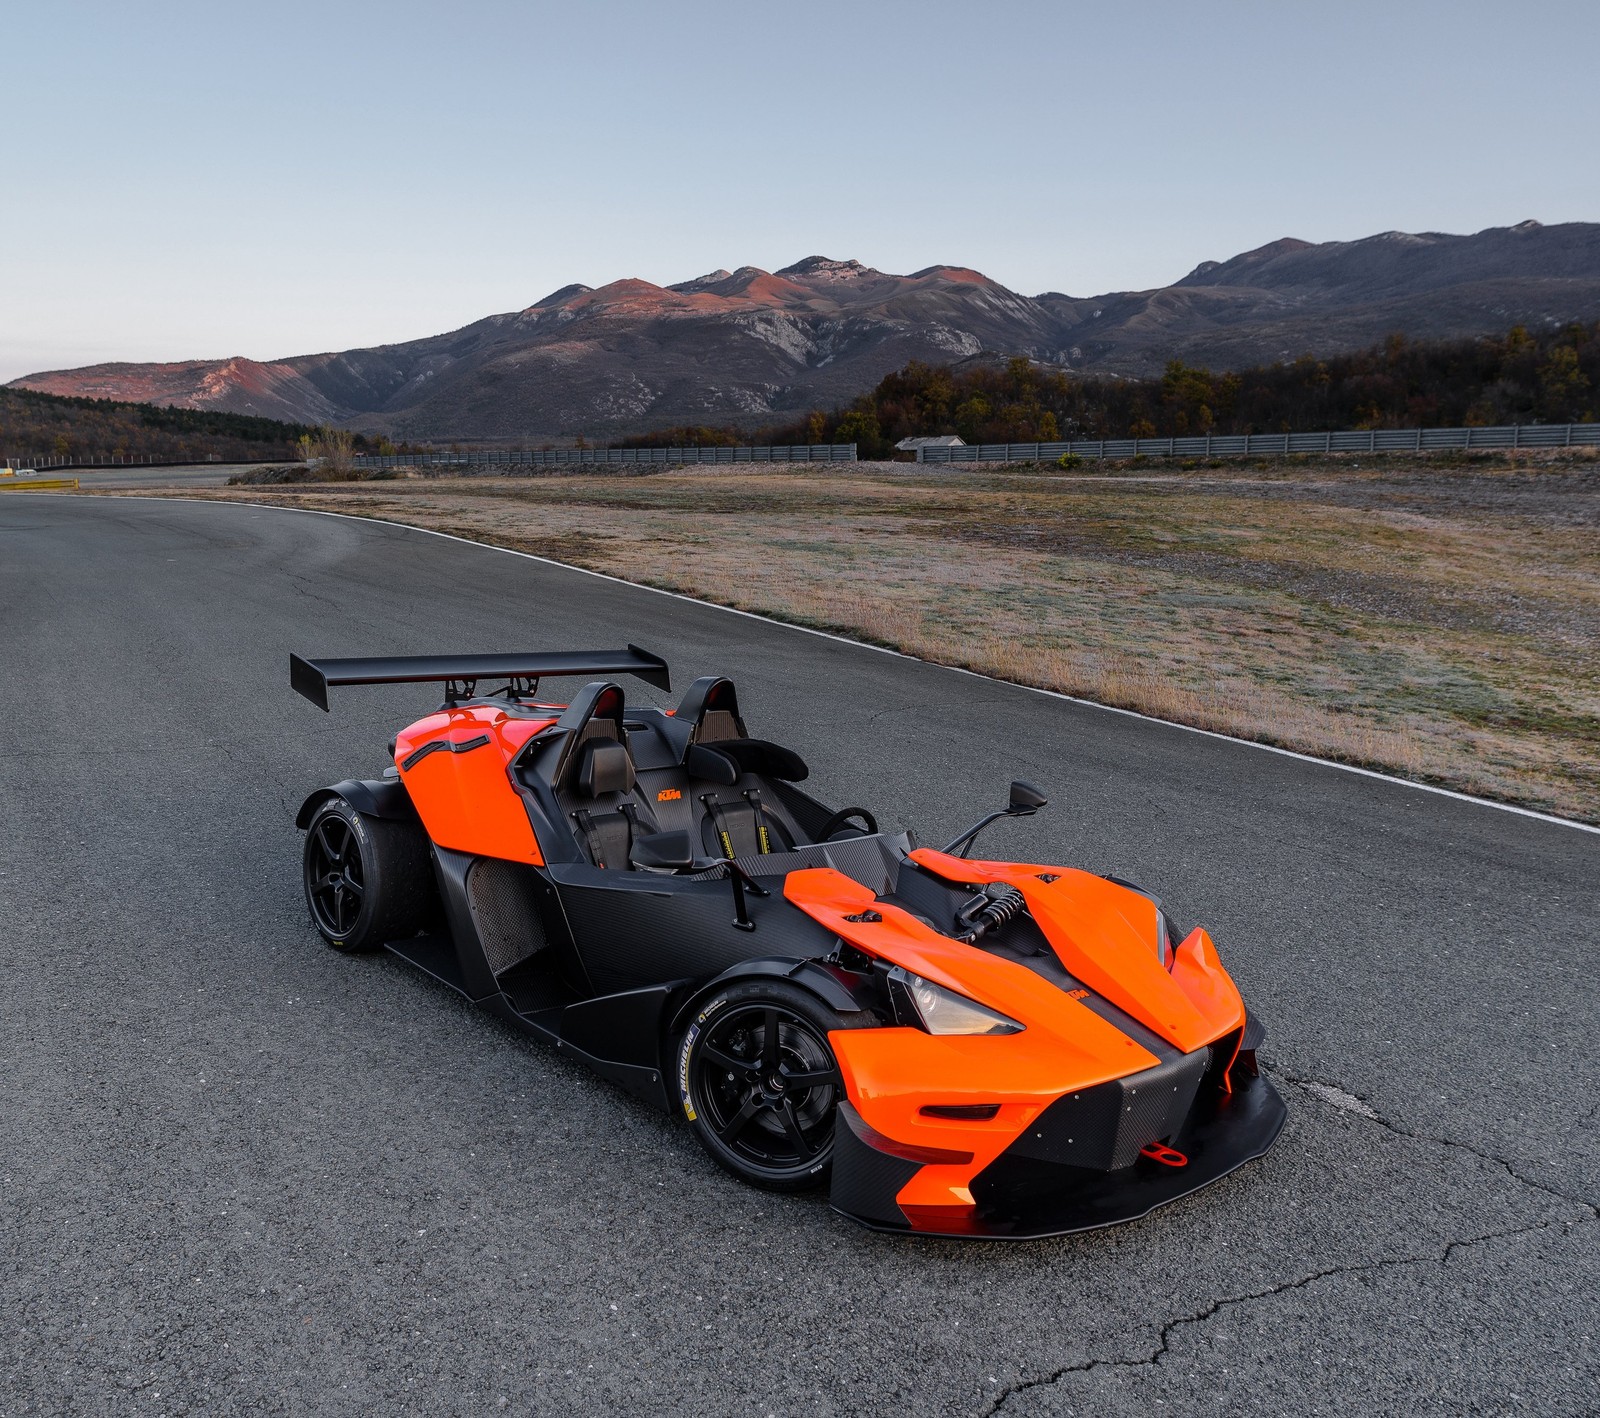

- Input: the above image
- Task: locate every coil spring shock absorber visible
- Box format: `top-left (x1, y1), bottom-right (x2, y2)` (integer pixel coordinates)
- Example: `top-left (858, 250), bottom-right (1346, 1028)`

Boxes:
top-left (956, 883), bottom-right (1028, 943)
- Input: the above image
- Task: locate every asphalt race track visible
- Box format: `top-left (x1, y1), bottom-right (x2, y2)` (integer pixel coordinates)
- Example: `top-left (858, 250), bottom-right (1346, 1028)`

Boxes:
top-left (3, 494), bottom-right (1596, 1416)
top-left (65, 464), bottom-right (252, 491)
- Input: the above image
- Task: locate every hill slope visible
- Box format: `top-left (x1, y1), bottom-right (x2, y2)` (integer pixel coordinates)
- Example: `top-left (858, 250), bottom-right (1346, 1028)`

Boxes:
top-left (0, 386), bottom-right (318, 463)
top-left (14, 222), bottom-right (1600, 439)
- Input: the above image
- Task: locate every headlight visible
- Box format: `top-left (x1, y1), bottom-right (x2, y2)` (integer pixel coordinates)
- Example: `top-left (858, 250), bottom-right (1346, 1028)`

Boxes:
top-left (886, 966), bottom-right (1024, 1036)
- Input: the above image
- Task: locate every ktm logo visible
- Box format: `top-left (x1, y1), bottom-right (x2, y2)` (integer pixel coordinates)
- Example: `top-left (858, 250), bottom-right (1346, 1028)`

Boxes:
top-left (657, 788), bottom-right (682, 802)
top-left (1067, 988), bottom-right (1089, 1000)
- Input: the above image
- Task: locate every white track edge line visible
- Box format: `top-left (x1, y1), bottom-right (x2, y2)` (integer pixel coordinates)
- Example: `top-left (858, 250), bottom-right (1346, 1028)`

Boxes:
top-left (77, 490), bottom-right (1600, 837)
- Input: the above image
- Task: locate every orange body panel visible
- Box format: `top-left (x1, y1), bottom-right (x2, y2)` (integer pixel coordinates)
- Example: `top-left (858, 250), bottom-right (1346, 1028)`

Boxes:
top-left (786, 867), bottom-right (1166, 1209)
top-left (394, 705), bottom-right (555, 865)
top-left (1169, 926), bottom-right (1245, 1038)
top-left (785, 856), bottom-right (1246, 1214)
top-left (909, 848), bottom-right (1244, 1053)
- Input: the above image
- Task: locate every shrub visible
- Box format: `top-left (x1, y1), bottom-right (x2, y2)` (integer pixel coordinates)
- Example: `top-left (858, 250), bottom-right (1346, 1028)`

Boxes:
top-left (296, 426), bottom-right (357, 479)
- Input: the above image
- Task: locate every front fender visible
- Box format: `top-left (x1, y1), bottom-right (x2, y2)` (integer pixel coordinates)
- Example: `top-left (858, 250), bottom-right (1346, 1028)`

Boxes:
top-left (667, 955), bottom-right (875, 1033)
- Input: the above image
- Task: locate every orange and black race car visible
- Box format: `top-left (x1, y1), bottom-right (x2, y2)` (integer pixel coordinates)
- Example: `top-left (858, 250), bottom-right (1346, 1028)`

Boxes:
top-left (291, 647), bottom-right (1284, 1239)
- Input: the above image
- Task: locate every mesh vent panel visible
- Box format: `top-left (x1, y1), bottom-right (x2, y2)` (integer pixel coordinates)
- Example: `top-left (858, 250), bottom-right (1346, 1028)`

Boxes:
top-left (466, 860), bottom-right (549, 975)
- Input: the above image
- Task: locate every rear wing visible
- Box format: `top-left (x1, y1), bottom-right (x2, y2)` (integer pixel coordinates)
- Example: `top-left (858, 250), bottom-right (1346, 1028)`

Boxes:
top-left (290, 645), bottom-right (671, 711)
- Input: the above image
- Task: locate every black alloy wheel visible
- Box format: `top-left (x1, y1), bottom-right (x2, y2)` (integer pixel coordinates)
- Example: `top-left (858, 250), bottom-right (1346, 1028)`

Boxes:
top-left (306, 810), bottom-right (366, 939)
top-left (680, 980), bottom-right (867, 1191)
top-left (301, 796), bottom-right (437, 954)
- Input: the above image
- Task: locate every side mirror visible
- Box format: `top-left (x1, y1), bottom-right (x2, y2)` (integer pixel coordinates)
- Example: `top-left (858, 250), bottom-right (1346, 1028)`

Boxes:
top-left (631, 830), bottom-right (696, 871)
top-left (943, 780), bottom-right (1050, 857)
top-left (1008, 780), bottom-right (1048, 814)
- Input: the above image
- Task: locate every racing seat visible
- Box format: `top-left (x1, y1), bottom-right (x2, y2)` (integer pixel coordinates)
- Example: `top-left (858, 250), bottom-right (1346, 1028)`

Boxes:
top-left (670, 677), bottom-right (822, 860)
top-left (544, 681), bottom-right (649, 868)
top-left (685, 741), bottom-right (802, 862)
top-left (565, 739), bottom-right (660, 869)
top-left (675, 675), bottom-right (747, 745)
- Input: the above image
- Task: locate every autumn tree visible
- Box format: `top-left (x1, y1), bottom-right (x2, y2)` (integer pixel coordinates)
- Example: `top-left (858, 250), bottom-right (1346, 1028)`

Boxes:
top-left (1538, 345), bottom-right (1591, 421)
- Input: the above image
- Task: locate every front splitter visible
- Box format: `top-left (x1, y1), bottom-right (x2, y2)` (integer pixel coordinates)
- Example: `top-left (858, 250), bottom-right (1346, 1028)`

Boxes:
top-left (834, 1073), bottom-right (1287, 1241)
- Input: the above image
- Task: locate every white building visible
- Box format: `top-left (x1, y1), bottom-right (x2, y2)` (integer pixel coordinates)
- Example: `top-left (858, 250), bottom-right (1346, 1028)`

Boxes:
top-left (894, 435), bottom-right (966, 461)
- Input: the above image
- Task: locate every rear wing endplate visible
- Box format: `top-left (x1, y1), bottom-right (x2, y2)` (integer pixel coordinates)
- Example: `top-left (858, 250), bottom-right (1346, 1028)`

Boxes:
top-left (290, 646), bottom-right (671, 711)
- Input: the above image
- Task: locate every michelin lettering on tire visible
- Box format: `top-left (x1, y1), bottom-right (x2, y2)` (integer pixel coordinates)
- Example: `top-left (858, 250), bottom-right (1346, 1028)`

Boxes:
top-left (678, 994), bottom-right (729, 1122)
top-left (678, 1023), bottom-right (700, 1120)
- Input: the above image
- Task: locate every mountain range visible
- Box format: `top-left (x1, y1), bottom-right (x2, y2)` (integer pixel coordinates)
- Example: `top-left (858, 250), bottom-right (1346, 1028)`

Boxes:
top-left (13, 221), bottom-right (1600, 440)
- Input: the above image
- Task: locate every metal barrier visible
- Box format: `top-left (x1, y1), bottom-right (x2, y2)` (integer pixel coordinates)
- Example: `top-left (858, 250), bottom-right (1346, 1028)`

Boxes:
top-left (917, 423), bottom-right (1600, 463)
top-left (1, 445), bottom-right (857, 472)
top-left (0, 454), bottom-right (277, 470)
top-left (354, 444), bottom-right (857, 470)
top-left (0, 476), bottom-right (79, 491)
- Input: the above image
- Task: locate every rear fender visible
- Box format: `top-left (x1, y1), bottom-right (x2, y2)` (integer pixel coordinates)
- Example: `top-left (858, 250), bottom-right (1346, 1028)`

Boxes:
top-left (295, 777), bottom-right (418, 829)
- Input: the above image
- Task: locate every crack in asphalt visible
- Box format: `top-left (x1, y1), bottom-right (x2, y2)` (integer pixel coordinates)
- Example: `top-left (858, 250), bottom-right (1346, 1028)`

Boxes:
top-left (283, 569), bottom-right (345, 617)
top-left (979, 1071), bottom-right (1597, 1414)
top-left (1276, 1071), bottom-right (1599, 1216)
top-left (979, 1214), bottom-right (1590, 1414)
top-left (202, 733), bottom-right (303, 823)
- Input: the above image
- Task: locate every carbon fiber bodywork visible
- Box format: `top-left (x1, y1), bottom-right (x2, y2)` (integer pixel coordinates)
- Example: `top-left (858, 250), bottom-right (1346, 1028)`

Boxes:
top-left (550, 865), bottom-right (841, 996)
top-left (465, 859), bottom-right (549, 976)
top-left (831, 1104), bottom-right (924, 1226)
top-left (1008, 1046), bottom-right (1212, 1171)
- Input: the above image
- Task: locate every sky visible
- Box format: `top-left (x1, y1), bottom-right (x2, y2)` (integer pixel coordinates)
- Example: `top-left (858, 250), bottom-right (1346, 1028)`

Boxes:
top-left (4, 0), bottom-right (1598, 382)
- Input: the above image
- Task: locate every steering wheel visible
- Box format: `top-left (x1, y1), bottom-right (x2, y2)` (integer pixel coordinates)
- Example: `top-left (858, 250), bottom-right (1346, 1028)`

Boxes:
top-left (817, 807), bottom-right (878, 841)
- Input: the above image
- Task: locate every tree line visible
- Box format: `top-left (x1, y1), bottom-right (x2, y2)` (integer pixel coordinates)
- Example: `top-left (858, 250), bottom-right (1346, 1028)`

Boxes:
top-left (0, 388), bottom-right (388, 464)
top-left (613, 322), bottom-right (1599, 458)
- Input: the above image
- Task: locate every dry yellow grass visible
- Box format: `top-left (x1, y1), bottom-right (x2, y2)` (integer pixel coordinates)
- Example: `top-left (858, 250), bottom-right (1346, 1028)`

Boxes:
top-left (116, 453), bottom-right (1600, 821)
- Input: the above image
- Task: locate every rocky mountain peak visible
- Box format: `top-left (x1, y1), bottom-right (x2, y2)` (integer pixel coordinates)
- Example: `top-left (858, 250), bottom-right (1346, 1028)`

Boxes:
top-left (526, 283), bottom-right (593, 311)
top-left (776, 256), bottom-right (871, 280)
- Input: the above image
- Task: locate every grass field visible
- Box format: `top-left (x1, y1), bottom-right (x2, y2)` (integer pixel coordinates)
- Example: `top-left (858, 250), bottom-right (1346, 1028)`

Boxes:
top-left (124, 452), bottom-right (1600, 821)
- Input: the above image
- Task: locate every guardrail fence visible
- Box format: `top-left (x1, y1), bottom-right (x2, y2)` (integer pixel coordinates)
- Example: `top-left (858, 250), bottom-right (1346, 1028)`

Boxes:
top-left (917, 422), bottom-right (1600, 463)
top-left (10, 425), bottom-right (1594, 472)
top-left (0, 454), bottom-right (273, 471)
top-left (354, 443), bottom-right (857, 470)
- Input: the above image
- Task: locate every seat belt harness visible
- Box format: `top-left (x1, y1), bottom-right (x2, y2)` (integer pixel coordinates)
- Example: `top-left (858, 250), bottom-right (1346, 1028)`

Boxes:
top-left (572, 809), bottom-right (608, 868)
top-left (701, 794), bottom-right (738, 860)
top-left (743, 788), bottom-right (773, 854)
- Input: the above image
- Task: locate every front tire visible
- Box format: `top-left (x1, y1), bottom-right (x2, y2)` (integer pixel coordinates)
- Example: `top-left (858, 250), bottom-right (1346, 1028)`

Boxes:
top-left (677, 980), bottom-right (871, 1192)
top-left (302, 797), bottom-right (434, 953)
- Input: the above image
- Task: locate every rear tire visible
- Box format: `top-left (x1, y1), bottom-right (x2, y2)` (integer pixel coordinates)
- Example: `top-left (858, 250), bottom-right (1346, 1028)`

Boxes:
top-left (302, 797), bottom-right (435, 953)
top-left (677, 980), bottom-right (872, 1192)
